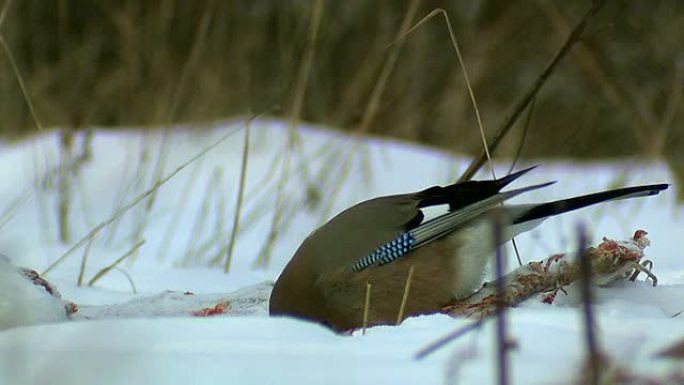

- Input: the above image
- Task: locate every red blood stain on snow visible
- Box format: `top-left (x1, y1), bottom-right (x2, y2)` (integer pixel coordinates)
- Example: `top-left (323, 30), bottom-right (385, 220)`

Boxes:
top-left (67, 302), bottom-right (78, 315)
top-left (191, 303), bottom-right (228, 317)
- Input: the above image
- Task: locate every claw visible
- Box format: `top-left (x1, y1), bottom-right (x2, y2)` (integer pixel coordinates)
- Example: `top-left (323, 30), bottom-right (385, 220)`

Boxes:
top-left (628, 260), bottom-right (657, 286)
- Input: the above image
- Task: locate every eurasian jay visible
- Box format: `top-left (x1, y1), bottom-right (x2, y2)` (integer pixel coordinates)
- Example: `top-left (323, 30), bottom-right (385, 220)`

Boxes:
top-left (269, 166), bottom-right (668, 331)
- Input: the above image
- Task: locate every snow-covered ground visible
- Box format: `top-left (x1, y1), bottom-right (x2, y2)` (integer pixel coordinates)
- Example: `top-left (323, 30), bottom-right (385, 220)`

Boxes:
top-left (0, 120), bottom-right (682, 384)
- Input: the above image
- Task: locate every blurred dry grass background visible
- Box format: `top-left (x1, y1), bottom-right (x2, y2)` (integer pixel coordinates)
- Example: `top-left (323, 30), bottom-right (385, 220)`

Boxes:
top-left (1, 0), bottom-right (683, 188)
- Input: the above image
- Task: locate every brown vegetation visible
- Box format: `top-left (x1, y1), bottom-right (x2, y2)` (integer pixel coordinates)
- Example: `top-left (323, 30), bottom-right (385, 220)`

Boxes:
top-left (2, 1), bottom-right (682, 189)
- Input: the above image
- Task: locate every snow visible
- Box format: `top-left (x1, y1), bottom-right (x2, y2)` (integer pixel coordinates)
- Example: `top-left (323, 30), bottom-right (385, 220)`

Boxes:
top-left (0, 119), bottom-right (682, 384)
top-left (0, 257), bottom-right (70, 330)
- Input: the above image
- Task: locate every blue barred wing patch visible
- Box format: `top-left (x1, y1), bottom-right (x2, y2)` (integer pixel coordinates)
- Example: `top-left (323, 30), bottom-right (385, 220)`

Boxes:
top-left (348, 232), bottom-right (415, 272)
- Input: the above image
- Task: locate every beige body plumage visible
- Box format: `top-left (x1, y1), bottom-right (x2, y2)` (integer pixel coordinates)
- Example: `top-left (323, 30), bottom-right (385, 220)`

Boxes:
top-left (269, 167), bottom-right (667, 331)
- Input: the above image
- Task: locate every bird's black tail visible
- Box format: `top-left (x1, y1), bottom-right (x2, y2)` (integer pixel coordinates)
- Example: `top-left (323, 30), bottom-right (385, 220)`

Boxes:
top-left (513, 184), bottom-right (669, 224)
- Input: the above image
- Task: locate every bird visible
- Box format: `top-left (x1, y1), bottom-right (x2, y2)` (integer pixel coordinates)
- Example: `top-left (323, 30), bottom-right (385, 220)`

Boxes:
top-left (269, 166), bottom-right (668, 332)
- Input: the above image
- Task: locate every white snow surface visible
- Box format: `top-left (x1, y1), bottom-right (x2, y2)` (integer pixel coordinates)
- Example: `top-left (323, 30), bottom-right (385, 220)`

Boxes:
top-left (0, 257), bottom-right (70, 330)
top-left (0, 119), bottom-right (682, 384)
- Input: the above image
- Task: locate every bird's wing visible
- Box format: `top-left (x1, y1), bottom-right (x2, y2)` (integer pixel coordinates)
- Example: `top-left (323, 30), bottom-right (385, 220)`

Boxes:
top-left (410, 182), bottom-right (555, 247)
top-left (344, 182), bottom-right (554, 271)
top-left (305, 194), bottom-right (423, 274)
top-left (306, 167), bottom-right (545, 273)
top-left (414, 165), bottom-right (538, 213)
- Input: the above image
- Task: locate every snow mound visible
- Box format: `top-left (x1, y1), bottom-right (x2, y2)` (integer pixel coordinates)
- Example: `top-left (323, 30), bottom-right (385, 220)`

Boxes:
top-left (74, 282), bottom-right (272, 320)
top-left (0, 256), bottom-right (73, 330)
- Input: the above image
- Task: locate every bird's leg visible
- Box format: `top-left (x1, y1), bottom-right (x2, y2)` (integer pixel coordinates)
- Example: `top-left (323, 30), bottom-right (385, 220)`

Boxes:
top-left (628, 260), bottom-right (657, 286)
top-left (540, 282), bottom-right (568, 304)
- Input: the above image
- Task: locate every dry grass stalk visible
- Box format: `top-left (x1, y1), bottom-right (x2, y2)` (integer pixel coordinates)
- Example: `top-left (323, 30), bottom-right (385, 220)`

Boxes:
top-left (57, 129), bottom-right (74, 242)
top-left (103, 140), bottom-right (140, 246)
top-left (358, 0), bottom-right (420, 136)
top-left (256, 0), bottom-right (325, 268)
top-left (225, 118), bottom-right (251, 273)
top-left (0, 0), bottom-right (13, 28)
top-left (0, 192), bottom-right (31, 232)
top-left (211, 166), bottom-right (226, 266)
top-left (535, 0), bottom-right (655, 149)
top-left (0, 29), bottom-right (54, 200)
top-left (155, 156), bottom-right (206, 261)
top-left (458, 0), bottom-right (608, 183)
top-left (503, 98), bottom-right (537, 263)
top-left (146, 129), bottom-right (171, 212)
top-left (362, 282), bottom-right (372, 335)
top-left (164, 1), bottom-right (214, 123)
top-left (396, 265), bottom-right (416, 325)
top-left (182, 167), bottom-right (221, 265)
top-left (87, 240), bottom-right (145, 286)
top-left (394, 8), bottom-right (494, 179)
top-left (42, 125), bottom-right (242, 276)
top-left (146, 2), bottom-right (214, 213)
top-left (114, 267), bottom-right (138, 294)
top-left (76, 236), bottom-right (95, 286)
top-left (108, 136), bottom-right (153, 250)
top-left (318, 146), bottom-right (355, 223)
top-left (0, 35), bottom-right (43, 133)
top-left (74, 172), bottom-right (95, 230)
top-left (318, 0), bottom-right (420, 222)
top-left (35, 178), bottom-right (52, 243)
top-left (506, 96), bottom-right (536, 176)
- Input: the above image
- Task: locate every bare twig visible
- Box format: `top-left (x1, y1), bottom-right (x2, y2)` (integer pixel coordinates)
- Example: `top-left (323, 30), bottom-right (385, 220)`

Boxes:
top-left (415, 319), bottom-right (486, 360)
top-left (577, 224), bottom-right (600, 385)
top-left (493, 212), bottom-right (510, 385)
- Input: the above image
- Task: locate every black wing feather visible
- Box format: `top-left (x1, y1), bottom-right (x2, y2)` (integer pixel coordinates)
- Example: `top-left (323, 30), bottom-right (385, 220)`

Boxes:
top-left (416, 165), bottom-right (538, 211)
